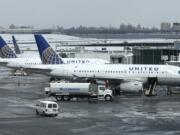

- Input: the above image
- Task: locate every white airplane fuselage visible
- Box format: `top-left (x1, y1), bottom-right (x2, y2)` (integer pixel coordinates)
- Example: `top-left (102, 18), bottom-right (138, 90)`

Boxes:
top-left (0, 57), bottom-right (109, 69)
top-left (29, 64), bottom-right (180, 86)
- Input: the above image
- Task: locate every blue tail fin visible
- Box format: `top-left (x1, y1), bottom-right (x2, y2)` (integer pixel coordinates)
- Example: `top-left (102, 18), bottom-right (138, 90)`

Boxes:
top-left (0, 36), bottom-right (17, 58)
top-left (12, 36), bottom-right (21, 54)
top-left (34, 35), bottom-right (64, 64)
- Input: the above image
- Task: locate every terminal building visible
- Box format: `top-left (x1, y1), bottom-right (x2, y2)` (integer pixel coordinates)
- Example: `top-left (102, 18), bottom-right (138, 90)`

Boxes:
top-left (56, 38), bottom-right (177, 64)
top-left (57, 40), bottom-right (180, 65)
top-left (133, 47), bottom-right (180, 64)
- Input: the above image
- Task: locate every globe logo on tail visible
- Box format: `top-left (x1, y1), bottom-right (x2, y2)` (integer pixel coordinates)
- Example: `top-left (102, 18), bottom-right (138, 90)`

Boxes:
top-left (41, 47), bottom-right (63, 64)
top-left (0, 45), bottom-right (17, 58)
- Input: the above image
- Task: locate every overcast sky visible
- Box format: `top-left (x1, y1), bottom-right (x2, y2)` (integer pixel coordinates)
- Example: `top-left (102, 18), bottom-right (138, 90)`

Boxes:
top-left (0, 0), bottom-right (179, 28)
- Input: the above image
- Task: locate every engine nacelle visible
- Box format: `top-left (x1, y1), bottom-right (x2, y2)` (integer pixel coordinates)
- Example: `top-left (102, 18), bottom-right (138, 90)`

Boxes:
top-left (120, 81), bottom-right (143, 92)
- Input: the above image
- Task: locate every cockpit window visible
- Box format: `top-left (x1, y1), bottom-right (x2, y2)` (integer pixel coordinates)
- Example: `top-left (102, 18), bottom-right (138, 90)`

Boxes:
top-left (178, 71), bottom-right (180, 74)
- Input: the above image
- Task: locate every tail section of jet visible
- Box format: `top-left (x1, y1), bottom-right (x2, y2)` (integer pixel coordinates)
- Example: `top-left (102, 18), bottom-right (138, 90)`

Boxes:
top-left (34, 35), bottom-right (64, 64)
top-left (0, 36), bottom-right (17, 58)
top-left (12, 36), bottom-right (21, 54)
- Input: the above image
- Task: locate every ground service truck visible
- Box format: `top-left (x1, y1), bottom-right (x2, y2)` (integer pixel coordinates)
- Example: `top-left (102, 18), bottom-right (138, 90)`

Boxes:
top-left (45, 82), bottom-right (113, 101)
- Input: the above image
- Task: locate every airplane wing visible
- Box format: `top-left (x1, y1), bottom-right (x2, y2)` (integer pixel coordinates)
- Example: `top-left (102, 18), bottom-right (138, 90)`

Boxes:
top-left (72, 74), bottom-right (119, 81)
top-left (0, 61), bottom-right (8, 66)
top-left (24, 67), bottom-right (52, 75)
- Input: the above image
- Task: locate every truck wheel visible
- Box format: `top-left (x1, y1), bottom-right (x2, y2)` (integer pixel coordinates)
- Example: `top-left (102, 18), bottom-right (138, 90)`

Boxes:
top-left (50, 77), bottom-right (56, 82)
top-left (36, 109), bottom-right (39, 115)
top-left (56, 96), bottom-right (63, 101)
top-left (54, 114), bottom-right (58, 117)
top-left (105, 95), bottom-right (112, 101)
top-left (63, 96), bottom-right (70, 101)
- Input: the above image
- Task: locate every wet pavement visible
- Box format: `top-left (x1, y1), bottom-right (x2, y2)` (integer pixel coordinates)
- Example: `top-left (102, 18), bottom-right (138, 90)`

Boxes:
top-left (0, 69), bottom-right (180, 135)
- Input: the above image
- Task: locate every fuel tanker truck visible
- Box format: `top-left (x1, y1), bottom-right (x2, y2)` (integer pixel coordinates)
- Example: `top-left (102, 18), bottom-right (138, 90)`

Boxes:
top-left (45, 82), bottom-right (113, 101)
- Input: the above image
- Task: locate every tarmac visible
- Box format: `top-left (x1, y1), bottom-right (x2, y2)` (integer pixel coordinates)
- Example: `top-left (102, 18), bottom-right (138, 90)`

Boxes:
top-left (0, 68), bottom-right (180, 135)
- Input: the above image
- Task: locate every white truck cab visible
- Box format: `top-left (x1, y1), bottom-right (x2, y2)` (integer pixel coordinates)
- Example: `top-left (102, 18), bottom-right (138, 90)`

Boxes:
top-left (97, 85), bottom-right (113, 101)
top-left (35, 100), bottom-right (59, 116)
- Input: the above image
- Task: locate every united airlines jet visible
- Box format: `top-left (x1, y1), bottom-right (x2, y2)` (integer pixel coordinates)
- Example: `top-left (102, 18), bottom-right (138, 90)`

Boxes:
top-left (25, 35), bottom-right (180, 95)
top-left (0, 36), bottom-right (109, 70)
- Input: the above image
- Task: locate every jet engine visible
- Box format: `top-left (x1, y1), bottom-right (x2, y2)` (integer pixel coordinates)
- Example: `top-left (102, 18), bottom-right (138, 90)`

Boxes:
top-left (120, 81), bottom-right (143, 92)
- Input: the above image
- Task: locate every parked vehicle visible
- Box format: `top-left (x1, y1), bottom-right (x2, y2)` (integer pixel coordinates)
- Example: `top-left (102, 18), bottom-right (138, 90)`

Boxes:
top-left (35, 100), bottom-right (59, 116)
top-left (45, 82), bottom-right (113, 101)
